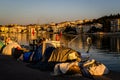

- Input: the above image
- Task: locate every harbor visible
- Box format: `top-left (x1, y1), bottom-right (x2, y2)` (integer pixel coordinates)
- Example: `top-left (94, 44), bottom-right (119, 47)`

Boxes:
top-left (0, 32), bottom-right (120, 80)
top-left (1, 32), bottom-right (120, 73)
top-left (1, 0), bottom-right (120, 80)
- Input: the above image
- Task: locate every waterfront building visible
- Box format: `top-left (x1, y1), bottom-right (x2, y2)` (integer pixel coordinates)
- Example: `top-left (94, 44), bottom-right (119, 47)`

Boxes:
top-left (0, 26), bottom-right (8, 33)
top-left (111, 18), bottom-right (120, 32)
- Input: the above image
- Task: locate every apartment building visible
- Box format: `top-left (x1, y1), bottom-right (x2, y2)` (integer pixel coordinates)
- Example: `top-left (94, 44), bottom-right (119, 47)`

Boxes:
top-left (111, 18), bottom-right (120, 32)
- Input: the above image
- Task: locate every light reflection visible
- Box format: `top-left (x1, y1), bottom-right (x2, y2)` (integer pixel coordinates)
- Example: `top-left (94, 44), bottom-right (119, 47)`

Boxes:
top-left (0, 33), bottom-right (120, 53)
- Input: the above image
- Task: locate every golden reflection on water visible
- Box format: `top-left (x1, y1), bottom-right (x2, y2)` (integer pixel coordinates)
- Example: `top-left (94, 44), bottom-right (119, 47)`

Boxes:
top-left (0, 33), bottom-right (120, 53)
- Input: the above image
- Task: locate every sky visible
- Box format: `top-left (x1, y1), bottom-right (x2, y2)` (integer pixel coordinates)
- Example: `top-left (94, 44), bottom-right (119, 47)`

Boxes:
top-left (0, 0), bottom-right (120, 25)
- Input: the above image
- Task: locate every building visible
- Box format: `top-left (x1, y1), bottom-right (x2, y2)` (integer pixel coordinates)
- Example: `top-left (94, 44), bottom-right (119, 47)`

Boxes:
top-left (0, 26), bottom-right (8, 32)
top-left (111, 18), bottom-right (120, 32)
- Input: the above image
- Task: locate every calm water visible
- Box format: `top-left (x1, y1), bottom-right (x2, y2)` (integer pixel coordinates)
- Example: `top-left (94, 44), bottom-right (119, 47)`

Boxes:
top-left (1, 32), bottom-right (120, 72)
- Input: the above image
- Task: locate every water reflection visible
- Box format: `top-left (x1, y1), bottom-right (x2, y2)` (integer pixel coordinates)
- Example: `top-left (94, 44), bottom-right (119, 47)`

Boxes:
top-left (0, 33), bottom-right (120, 53)
top-left (110, 36), bottom-right (120, 53)
top-left (96, 34), bottom-right (120, 53)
